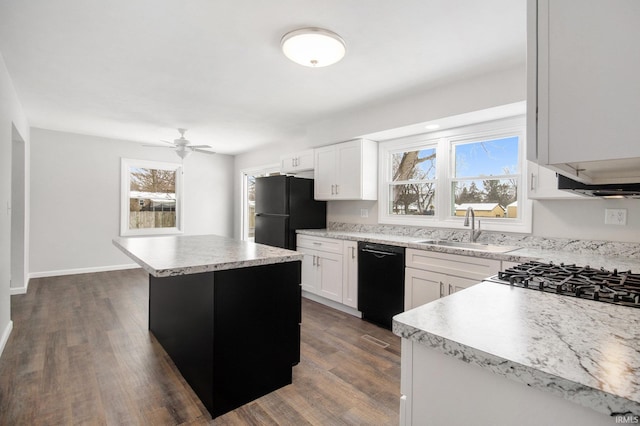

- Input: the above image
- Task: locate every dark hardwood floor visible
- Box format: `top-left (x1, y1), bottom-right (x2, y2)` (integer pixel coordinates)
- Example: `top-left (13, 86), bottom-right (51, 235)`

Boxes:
top-left (0, 269), bottom-right (400, 425)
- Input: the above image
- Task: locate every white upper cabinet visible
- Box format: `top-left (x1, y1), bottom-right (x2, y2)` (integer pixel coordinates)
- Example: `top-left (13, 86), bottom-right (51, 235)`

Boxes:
top-left (527, 161), bottom-right (582, 199)
top-left (280, 149), bottom-right (314, 174)
top-left (528, 0), bottom-right (640, 184)
top-left (314, 139), bottom-right (378, 200)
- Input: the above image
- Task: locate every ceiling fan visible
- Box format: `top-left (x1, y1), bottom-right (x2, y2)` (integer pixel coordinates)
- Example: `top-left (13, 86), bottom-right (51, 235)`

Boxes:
top-left (145, 128), bottom-right (215, 159)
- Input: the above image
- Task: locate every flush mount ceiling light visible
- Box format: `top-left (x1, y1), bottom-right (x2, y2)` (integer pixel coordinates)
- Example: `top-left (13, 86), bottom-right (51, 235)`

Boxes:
top-left (281, 27), bottom-right (346, 67)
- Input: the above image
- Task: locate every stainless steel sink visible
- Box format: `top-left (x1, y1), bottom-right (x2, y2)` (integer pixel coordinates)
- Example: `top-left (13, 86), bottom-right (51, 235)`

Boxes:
top-left (412, 239), bottom-right (520, 253)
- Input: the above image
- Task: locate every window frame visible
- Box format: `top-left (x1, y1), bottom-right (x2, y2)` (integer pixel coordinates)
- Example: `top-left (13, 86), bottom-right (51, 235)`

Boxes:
top-left (120, 158), bottom-right (183, 236)
top-left (378, 116), bottom-right (531, 234)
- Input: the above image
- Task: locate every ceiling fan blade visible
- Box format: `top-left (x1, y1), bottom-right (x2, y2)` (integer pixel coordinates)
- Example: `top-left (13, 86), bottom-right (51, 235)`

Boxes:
top-left (194, 148), bottom-right (216, 155)
top-left (189, 145), bottom-right (212, 149)
top-left (143, 144), bottom-right (174, 148)
top-left (160, 140), bottom-right (176, 146)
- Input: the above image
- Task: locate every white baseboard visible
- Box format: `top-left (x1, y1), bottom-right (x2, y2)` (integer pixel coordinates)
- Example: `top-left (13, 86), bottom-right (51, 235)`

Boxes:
top-left (10, 284), bottom-right (28, 295)
top-left (0, 320), bottom-right (13, 359)
top-left (302, 291), bottom-right (362, 318)
top-left (28, 263), bottom-right (141, 280)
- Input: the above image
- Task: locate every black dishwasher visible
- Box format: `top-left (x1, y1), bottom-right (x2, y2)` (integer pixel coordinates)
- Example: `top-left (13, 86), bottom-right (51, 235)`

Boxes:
top-left (358, 242), bottom-right (405, 330)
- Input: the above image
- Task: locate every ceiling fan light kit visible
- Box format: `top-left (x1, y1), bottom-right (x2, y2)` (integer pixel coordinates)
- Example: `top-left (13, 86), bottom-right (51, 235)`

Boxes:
top-left (281, 27), bottom-right (346, 67)
top-left (144, 128), bottom-right (215, 160)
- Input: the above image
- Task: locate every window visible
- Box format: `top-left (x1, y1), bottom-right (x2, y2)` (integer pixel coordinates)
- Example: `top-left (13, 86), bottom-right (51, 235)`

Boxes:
top-left (387, 144), bottom-right (437, 216)
top-left (451, 136), bottom-right (520, 218)
top-left (379, 115), bottom-right (530, 233)
top-left (120, 158), bottom-right (183, 236)
top-left (240, 164), bottom-right (280, 241)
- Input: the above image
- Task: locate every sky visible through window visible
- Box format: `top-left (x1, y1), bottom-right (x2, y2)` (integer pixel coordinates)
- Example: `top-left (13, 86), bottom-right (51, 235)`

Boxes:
top-left (454, 136), bottom-right (519, 178)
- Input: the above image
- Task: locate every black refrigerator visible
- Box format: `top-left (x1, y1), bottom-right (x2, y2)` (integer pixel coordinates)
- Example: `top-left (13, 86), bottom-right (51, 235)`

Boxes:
top-left (254, 175), bottom-right (326, 249)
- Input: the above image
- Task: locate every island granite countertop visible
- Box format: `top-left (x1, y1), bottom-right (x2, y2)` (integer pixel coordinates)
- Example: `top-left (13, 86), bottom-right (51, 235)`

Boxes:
top-left (393, 281), bottom-right (640, 417)
top-left (113, 234), bottom-right (303, 277)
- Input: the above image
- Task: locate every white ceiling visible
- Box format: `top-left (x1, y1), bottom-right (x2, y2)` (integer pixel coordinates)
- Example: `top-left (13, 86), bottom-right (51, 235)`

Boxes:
top-left (0, 0), bottom-right (526, 155)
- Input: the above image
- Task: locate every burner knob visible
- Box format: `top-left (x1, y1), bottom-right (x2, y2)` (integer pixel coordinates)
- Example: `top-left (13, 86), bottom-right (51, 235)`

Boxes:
top-left (593, 290), bottom-right (599, 301)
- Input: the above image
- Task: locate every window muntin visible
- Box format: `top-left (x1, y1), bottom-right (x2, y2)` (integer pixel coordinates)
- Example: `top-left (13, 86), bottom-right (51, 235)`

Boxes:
top-left (388, 147), bottom-right (437, 216)
top-left (120, 159), bottom-right (183, 236)
top-left (450, 136), bottom-right (520, 219)
top-left (378, 115), bottom-right (530, 233)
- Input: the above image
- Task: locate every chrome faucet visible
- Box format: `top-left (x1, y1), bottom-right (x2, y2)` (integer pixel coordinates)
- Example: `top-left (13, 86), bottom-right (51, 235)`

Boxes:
top-left (463, 207), bottom-right (482, 242)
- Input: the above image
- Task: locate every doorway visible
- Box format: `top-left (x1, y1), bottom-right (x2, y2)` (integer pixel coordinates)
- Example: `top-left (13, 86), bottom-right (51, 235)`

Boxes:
top-left (240, 164), bottom-right (280, 241)
top-left (10, 124), bottom-right (26, 293)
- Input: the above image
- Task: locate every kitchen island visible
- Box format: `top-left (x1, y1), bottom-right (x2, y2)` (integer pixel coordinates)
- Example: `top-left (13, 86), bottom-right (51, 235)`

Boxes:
top-left (113, 234), bottom-right (303, 418)
top-left (393, 281), bottom-right (640, 425)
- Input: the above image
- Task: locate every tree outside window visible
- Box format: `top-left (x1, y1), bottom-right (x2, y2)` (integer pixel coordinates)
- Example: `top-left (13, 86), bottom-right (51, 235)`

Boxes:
top-left (120, 159), bottom-right (182, 236)
top-left (389, 147), bottom-right (436, 216)
top-left (451, 136), bottom-right (520, 219)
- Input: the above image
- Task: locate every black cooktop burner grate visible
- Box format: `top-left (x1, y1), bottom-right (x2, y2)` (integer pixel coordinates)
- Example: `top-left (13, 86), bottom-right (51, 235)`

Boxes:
top-left (494, 261), bottom-right (640, 308)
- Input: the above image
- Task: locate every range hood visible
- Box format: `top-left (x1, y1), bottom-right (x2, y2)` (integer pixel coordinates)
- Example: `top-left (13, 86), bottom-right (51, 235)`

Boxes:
top-left (557, 174), bottom-right (640, 199)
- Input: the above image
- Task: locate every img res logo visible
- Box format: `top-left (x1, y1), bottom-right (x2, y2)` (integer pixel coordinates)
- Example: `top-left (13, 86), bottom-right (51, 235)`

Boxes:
top-left (616, 415), bottom-right (640, 424)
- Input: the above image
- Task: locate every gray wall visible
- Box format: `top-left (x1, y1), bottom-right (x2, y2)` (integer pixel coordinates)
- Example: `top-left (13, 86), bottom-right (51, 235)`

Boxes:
top-left (0, 53), bottom-right (30, 355)
top-left (29, 128), bottom-right (235, 276)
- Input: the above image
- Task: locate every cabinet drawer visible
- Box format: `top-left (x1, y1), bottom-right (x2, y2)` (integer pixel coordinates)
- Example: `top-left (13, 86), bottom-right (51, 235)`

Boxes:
top-left (296, 235), bottom-right (343, 254)
top-left (406, 248), bottom-right (500, 282)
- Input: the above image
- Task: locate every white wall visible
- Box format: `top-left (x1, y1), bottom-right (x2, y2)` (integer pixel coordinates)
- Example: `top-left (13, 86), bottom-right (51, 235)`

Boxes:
top-left (234, 63), bottom-right (640, 244)
top-left (234, 65), bottom-right (528, 238)
top-left (532, 199), bottom-right (640, 243)
top-left (29, 128), bottom-right (234, 276)
top-left (0, 52), bottom-right (30, 356)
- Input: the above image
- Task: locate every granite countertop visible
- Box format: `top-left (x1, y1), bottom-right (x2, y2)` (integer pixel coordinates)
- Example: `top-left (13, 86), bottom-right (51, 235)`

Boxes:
top-left (392, 282), bottom-right (640, 417)
top-left (113, 234), bottom-right (303, 277)
top-left (297, 229), bottom-right (640, 271)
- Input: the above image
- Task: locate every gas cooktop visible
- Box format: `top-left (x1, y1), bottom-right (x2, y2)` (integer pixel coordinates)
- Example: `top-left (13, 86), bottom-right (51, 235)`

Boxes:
top-left (488, 261), bottom-right (640, 308)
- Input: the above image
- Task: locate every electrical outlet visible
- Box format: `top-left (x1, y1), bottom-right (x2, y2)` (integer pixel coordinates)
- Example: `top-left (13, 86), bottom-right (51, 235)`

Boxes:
top-left (604, 208), bottom-right (627, 225)
top-left (360, 208), bottom-right (369, 218)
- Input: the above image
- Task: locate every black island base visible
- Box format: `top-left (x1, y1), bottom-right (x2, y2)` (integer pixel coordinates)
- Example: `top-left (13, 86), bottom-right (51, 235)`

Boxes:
top-left (148, 261), bottom-right (301, 418)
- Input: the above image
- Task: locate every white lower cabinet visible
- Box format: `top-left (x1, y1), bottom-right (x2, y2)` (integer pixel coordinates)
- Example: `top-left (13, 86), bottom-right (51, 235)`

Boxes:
top-left (298, 247), bottom-right (343, 302)
top-left (297, 235), bottom-right (358, 310)
top-left (342, 241), bottom-right (358, 309)
top-left (400, 339), bottom-right (610, 426)
top-left (405, 248), bottom-right (502, 310)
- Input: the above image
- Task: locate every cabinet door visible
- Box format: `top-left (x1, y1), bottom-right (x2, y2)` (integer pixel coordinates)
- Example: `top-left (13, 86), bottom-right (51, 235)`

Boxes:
top-left (296, 150), bottom-right (314, 171)
top-left (533, 0), bottom-right (640, 181)
top-left (316, 251), bottom-right (343, 302)
top-left (281, 150), bottom-right (315, 173)
top-left (405, 267), bottom-right (445, 310)
top-left (314, 146), bottom-right (336, 200)
top-left (343, 241), bottom-right (358, 308)
top-left (527, 162), bottom-right (582, 200)
top-left (446, 275), bottom-right (479, 295)
top-left (334, 140), bottom-right (362, 199)
top-left (280, 155), bottom-right (297, 174)
top-left (298, 248), bottom-right (318, 294)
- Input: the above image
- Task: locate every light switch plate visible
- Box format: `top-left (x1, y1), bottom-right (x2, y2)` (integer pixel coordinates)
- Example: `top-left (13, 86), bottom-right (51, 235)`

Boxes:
top-left (604, 208), bottom-right (627, 225)
top-left (360, 208), bottom-right (369, 218)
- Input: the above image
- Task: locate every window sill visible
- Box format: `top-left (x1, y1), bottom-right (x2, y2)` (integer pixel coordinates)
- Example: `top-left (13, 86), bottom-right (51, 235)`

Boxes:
top-left (120, 228), bottom-right (184, 237)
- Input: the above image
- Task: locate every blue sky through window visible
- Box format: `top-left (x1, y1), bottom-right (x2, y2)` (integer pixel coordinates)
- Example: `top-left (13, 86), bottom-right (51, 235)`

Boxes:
top-left (454, 136), bottom-right (519, 178)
